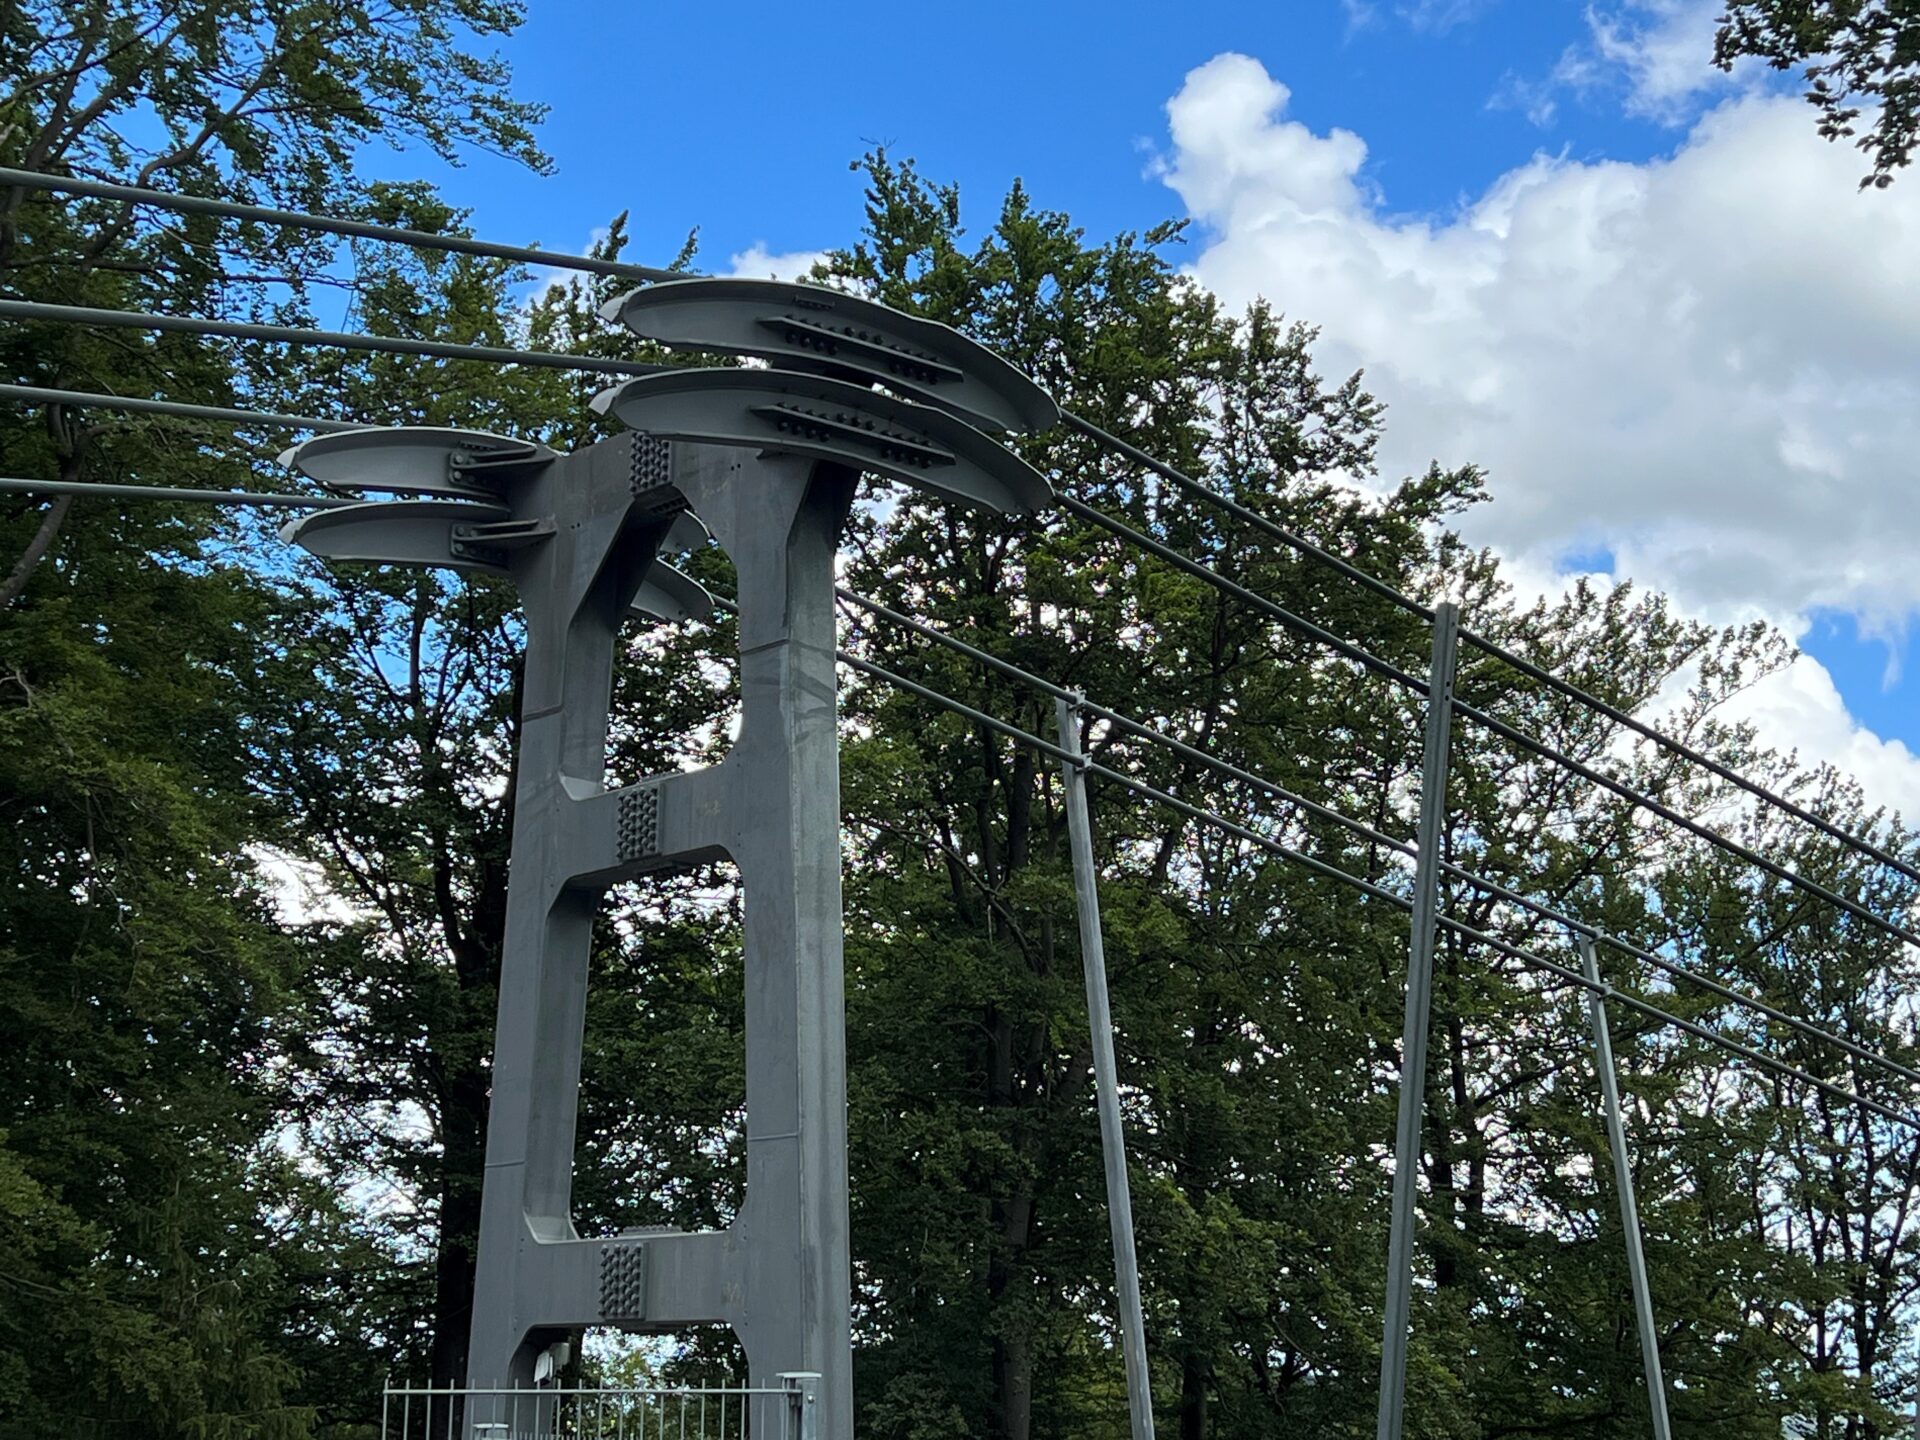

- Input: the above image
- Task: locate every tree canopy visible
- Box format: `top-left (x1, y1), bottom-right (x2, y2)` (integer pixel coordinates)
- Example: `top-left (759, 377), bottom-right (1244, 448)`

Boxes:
top-left (1717, 0), bottom-right (1920, 185)
top-left (6, 9), bottom-right (1920, 1438)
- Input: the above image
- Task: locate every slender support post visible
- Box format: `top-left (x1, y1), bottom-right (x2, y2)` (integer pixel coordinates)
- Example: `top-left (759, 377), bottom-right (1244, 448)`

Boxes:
top-left (1578, 935), bottom-right (1673, 1440)
top-left (1055, 697), bottom-right (1156, 1440)
top-left (1376, 600), bottom-right (1460, 1440)
top-left (779, 1372), bottom-right (820, 1440)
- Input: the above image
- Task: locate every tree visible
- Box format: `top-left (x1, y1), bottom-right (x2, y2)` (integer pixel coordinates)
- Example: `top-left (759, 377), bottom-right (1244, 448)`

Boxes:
top-left (0, 2), bottom-right (549, 1431)
top-left (811, 152), bottom-right (1920, 1438)
top-left (12, 37), bottom-right (1920, 1432)
top-left (1716, 1), bottom-right (1920, 186)
top-left (248, 217), bottom-right (729, 1396)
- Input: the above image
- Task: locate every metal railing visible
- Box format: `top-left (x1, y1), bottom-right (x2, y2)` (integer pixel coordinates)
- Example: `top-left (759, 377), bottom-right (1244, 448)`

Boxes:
top-left (381, 1377), bottom-right (818, 1440)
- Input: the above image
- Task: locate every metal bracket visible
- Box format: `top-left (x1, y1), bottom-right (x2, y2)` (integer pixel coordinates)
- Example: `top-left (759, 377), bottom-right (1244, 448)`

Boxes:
top-left (597, 1242), bottom-right (649, 1322)
top-left (591, 368), bottom-right (1052, 515)
top-left (279, 497), bottom-right (516, 573)
top-left (748, 401), bottom-right (956, 472)
top-left (281, 425), bottom-right (558, 499)
top-left (600, 277), bottom-right (1060, 434)
top-left (448, 516), bottom-right (557, 566)
top-left (753, 311), bottom-right (965, 388)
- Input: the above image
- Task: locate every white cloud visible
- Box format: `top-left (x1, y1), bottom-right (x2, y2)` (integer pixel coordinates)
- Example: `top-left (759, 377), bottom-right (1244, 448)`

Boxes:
top-left (1724, 653), bottom-right (1920, 826)
top-left (727, 243), bottom-right (831, 281)
top-left (1346, 0), bottom-right (1497, 33)
top-left (1527, 1), bottom-right (1778, 129)
top-left (1581, 0), bottom-right (1734, 122)
top-left (1488, 70), bottom-right (1562, 129)
top-left (1157, 51), bottom-right (1920, 804)
top-left (1401, 0), bottom-right (1498, 31)
top-left (1160, 54), bottom-right (1920, 631)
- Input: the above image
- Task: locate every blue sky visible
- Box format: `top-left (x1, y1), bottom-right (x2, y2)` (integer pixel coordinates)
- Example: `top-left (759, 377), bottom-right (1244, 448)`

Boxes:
top-left (370, 2), bottom-right (1691, 273)
top-left (363, 1), bottom-right (1920, 794)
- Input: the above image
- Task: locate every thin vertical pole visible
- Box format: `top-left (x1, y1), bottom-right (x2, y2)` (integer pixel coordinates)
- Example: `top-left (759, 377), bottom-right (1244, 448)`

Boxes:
top-left (1377, 600), bottom-right (1460, 1440)
top-left (1055, 697), bottom-right (1156, 1440)
top-left (1578, 935), bottom-right (1673, 1440)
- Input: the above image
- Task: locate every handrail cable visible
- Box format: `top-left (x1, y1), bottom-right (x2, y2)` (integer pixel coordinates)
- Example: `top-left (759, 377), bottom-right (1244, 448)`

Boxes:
top-left (0, 382), bottom-right (363, 433)
top-left (11, 378), bottom-right (1904, 952)
top-left (1057, 494), bottom-right (1431, 696)
top-left (4, 161), bottom-right (1905, 886)
top-left (1059, 491), bottom-right (1920, 953)
top-left (0, 166), bottom-right (680, 282)
top-left (834, 585), bottom-right (1920, 1091)
top-left (0, 299), bottom-right (671, 378)
top-left (832, 641), bottom-right (1920, 1134)
top-left (1063, 408), bottom-right (1920, 889)
top-left (0, 476), bottom-right (352, 509)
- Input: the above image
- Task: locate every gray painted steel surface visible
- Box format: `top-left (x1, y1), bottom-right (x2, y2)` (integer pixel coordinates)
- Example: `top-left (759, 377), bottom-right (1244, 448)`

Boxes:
top-left (1055, 699), bottom-right (1156, 1440)
top-left (592, 368), bottom-right (1052, 514)
top-left (285, 429), bottom-right (860, 1432)
top-left (1578, 936), bottom-right (1673, 1440)
top-left (282, 286), bottom-right (1052, 1438)
top-left (601, 277), bottom-right (1060, 434)
top-left (1376, 602), bottom-right (1460, 1440)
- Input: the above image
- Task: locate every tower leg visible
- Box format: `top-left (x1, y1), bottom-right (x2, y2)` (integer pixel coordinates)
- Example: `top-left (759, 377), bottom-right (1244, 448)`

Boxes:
top-left (463, 443), bottom-right (854, 1440)
top-left (680, 456), bottom-right (854, 1438)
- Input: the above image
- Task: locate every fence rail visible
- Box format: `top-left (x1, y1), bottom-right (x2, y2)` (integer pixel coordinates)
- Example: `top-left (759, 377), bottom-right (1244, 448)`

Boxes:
top-left (381, 1380), bottom-right (816, 1440)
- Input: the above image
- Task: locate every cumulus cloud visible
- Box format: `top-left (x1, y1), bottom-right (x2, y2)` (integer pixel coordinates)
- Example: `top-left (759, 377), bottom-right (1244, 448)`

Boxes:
top-left (728, 243), bottom-right (832, 281)
top-left (1157, 51), bottom-right (1920, 806)
top-left (1159, 53), bottom-right (1920, 633)
top-left (1725, 655), bottom-right (1920, 826)
top-left (1578, 0), bottom-right (1736, 122)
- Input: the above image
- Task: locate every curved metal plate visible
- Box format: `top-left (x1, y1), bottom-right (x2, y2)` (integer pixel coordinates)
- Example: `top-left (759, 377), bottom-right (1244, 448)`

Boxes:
top-left (279, 498), bottom-right (514, 573)
top-left (280, 426), bottom-right (557, 498)
top-left (601, 278), bottom-right (1060, 435)
top-left (663, 509), bottom-right (709, 553)
top-left (593, 368), bottom-right (1053, 516)
top-left (630, 559), bottom-right (713, 624)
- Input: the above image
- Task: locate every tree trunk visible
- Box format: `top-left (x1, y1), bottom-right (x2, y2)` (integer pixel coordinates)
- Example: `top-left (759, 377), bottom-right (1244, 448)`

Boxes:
top-left (986, 998), bottom-right (1035, 1440)
top-left (1180, 1351), bottom-right (1209, 1440)
top-left (430, 1055), bottom-right (492, 1386)
top-left (0, 493), bottom-right (73, 607)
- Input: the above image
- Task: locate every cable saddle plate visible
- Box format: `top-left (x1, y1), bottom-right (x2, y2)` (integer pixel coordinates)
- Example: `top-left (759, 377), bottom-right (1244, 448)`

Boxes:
top-left (601, 277), bottom-right (1060, 435)
top-left (630, 560), bottom-right (713, 625)
top-left (282, 496), bottom-right (708, 621)
top-left (279, 498), bottom-right (521, 573)
top-left (594, 367), bottom-right (1053, 516)
top-left (280, 426), bottom-right (558, 498)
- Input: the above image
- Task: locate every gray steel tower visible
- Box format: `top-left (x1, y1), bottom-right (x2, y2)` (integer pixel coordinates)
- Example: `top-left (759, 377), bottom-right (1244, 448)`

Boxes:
top-left (281, 279), bottom-right (1057, 1439)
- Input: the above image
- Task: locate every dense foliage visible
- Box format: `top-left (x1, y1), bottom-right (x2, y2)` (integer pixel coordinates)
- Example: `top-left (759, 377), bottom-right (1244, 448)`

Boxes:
top-left (6, 8), bottom-right (1920, 1439)
top-left (1717, 0), bottom-right (1920, 186)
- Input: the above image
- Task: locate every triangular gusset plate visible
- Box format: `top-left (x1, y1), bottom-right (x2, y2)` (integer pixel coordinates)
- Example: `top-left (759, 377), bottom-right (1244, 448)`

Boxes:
top-left (592, 368), bottom-right (1053, 516)
top-left (661, 509), bottom-right (710, 554)
top-left (279, 426), bottom-right (558, 498)
top-left (279, 498), bottom-right (518, 573)
top-left (600, 278), bottom-right (1060, 436)
top-left (630, 559), bottom-right (713, 624)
